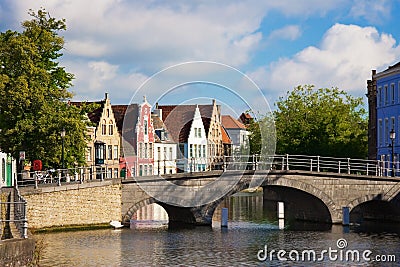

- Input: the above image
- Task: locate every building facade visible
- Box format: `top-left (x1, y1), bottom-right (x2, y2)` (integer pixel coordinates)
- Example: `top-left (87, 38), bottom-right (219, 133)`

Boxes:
top-left (221, 115), bottom-right (250, 154)
top-left (71, 93), bottom-right (121, 179)
top-left (158, 104), bottom-right (208, 172)
top-left (368, 63), bottom-right (400, 173)
top-left (113, 97), bottom-right (155, 177)
top-left (0, 152), bottom-right (15, 186)
top-left (152, 111), bottom-right (177, 175)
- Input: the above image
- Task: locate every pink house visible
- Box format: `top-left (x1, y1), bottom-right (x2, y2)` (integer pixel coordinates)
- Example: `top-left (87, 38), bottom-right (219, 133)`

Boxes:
top-left (112, 97), bottom-right (155, 177)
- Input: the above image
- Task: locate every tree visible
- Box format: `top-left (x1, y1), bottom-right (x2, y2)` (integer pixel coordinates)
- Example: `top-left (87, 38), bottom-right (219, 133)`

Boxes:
top-left (0, 9), bottom-right (90, 170)
top-left (273, 85), bottom-right (367, 158)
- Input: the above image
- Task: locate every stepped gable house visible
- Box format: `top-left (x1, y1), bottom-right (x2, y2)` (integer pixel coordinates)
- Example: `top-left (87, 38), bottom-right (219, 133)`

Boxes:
top-left (70, 93), bottom-right (121, 179)
top-left (112, 97), bottom-right (155, 177)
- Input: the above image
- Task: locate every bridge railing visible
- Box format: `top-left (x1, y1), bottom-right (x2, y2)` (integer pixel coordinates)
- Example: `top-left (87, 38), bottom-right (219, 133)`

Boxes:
top-left (221, 154), bottom-right (396, 177)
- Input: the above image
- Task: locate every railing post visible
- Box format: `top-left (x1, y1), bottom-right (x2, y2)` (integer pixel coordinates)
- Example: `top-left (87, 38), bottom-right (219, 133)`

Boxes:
top-left (317, 156), bottom-right (320, 172)
top-left (310, 159), bottom-right (313, 172)
top-left (223, 156), bottom-right (226, 171)
top-left (281, 156), bottom-right (284, 170)
top-left (338, 161), bottom-right (341, 174)
top-left (366, 163), bottom-right (369, 176)
top-left (22, 201), bottom-right (28, 238)
top-left (285, 154), bottom-right (289, 170)
top-left (347, 158), bottom-right (350, 174)
top-left (34, 172), bottom-right (38, 189)
top-left (58, 171), bottom-right (61, 186)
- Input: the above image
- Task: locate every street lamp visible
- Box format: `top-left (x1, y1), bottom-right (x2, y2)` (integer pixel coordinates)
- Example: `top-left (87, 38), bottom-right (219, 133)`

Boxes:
top-left (61, 128), bottom-right (66, 170)
top-left (390, 128), bottom-right (396, 177)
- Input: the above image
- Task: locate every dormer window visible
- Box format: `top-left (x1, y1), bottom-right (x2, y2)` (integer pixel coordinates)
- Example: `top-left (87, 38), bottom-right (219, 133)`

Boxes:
top-left (109, 120), bottom-right (114, 135)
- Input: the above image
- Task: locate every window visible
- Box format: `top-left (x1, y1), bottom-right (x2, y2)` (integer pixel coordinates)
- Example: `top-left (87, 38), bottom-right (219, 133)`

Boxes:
top-left (144, 120), bottom-right (148, 135)
top-left (139, 143), bottom-right (143, 158)
top-left (392, 117), bottom-right (395, 133)
top-left (108, 145), bottom-right (113, 160)
top-left (139, 165), bottom-right (143, 176)
top-left (149, 144), bottom-right (153, 159)
top-left (144, 143), bottom-right (148, 158)
top-left (113, 145), bottom-right (118, 160)
top-left (391, 84), bottom-right (395, 104)
top-left (385, 85), bottom-right (388, 105)
top-left (108, 168), bottom-right (112, 179)
top-left (398, 82), bottom-right (400, 103)
top-left (198, 128), bottom-right (202, 138)
top-left (114, 168), bottom-right (119, 178)
top-left (109, 121), bottom-right (114, 135)
top-left (169, 147), bottom-right (173, 160)
top-left (190, 144), bottom-right (193, 158)
top-left (203, 145), bottom-right (206, 157)
top-left (157, 147), bottom-right (161, 160)
top-left (144, 165), bottom-right (148, 176)
top-left (102, 120), bottom-right (107, 135)
top-left (378, 86), bottom-right (382, 107)
top-left (194, 144), bottom-right (197, 158)
top-left (149, 165), bottom-right (153, 175)
top-left (87, 147), bottom-right (92, 161)
top-left (379, 119), bottom-right (383, 146)
top-left (385, 118), bottom-right (389, 144)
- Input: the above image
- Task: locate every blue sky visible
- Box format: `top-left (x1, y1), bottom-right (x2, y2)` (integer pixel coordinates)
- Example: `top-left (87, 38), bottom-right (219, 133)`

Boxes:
top-left (1, 0), bottom-right (400, 114)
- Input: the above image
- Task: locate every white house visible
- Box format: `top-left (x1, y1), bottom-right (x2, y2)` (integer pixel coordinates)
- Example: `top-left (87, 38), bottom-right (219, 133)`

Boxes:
top-left (222, 115), bottom-right (250, 154)
top-left (152, 110), bottom-right (177, 175)
top-left (158, 104), bottom-right (208, 173)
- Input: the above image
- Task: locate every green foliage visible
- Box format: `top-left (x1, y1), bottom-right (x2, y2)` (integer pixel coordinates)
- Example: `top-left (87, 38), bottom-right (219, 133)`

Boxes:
top-left (0, 9), bottom-right (89, 169)
top-left (245, 112), bottom-right (276, 157)
top-left (273, 85), bottom-right (367, 158)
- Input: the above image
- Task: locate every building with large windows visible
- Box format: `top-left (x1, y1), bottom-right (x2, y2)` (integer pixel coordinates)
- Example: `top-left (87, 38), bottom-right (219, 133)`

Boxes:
top-left (367, 63), bottom-right (400, 173)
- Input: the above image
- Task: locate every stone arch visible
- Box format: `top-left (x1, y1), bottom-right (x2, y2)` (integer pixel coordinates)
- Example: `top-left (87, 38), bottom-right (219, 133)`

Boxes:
top-left (347, 194), bottom-right (385, 211)
top-left (122, 197), bottom-right (158, 225)
top-left (263, 177), bottom-right (336, 222)
top-left (201, 176), bottom-right (337, 224)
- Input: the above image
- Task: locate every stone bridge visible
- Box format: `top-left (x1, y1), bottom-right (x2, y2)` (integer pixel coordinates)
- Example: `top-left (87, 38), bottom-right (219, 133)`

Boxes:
top-left (122, 169), bottom-right (400, 226)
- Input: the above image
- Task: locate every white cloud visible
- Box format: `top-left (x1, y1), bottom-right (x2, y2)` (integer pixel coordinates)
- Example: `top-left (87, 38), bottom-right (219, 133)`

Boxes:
top-left (268, 25), bottom-right (302, 41)
top-left (350, 0), bottom-right (391, 24)
top-left (251, 24), bottom-right (400, 100)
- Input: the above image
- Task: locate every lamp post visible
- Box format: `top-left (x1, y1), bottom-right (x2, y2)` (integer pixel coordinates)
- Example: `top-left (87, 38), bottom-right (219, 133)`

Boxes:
top-left (390, 128), bottom-right (396, 177)
top-left (61, 128), bottom-right (66, 170)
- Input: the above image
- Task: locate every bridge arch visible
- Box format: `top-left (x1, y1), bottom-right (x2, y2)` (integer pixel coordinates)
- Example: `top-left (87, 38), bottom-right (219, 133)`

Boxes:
top-left (122, 197), bottom-right (197, 226)
top-left (201, 176), bottom-right (337, 224)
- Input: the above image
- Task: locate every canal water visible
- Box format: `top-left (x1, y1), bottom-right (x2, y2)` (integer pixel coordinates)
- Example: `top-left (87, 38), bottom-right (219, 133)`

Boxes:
top-left (38, 192), bottom-right (400, 266)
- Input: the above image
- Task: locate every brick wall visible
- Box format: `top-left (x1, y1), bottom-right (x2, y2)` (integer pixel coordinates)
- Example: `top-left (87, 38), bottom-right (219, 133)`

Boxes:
top-left (20, 180), bottom-right (122, 229)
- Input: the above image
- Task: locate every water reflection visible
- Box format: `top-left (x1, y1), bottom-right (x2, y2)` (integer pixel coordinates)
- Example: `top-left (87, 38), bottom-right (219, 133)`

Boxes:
top-left (37, 191), bottom-right (400, 267)
top-left (130, 203), bottom-right (168, 229)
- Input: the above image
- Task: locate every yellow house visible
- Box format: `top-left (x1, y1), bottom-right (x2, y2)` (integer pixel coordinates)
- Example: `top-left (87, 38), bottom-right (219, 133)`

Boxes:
top-left (71, 93), bottom-right (121, 179)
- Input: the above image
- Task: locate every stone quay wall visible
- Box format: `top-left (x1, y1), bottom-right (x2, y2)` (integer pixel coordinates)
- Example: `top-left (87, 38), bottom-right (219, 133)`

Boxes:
top-left (19, 179), bottom-right (122, 229)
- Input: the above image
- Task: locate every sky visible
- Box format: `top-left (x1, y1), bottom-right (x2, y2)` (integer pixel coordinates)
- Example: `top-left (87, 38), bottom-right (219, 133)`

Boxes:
top-left (1, 0), bottom-right (400, 115)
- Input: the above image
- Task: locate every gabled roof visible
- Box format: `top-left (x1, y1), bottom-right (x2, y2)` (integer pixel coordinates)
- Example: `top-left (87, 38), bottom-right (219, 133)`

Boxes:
top-left (221, 126), bottom-right (232, 144)
top-left (69, 100), bottom-right (104, 125)
top-left (158, 104), bottom-right (216, 136)
top-left (158, 105), bottom-right (197, 143)
top-left (111, 105), bottom-right (128, 134)
top-left (222, 115), bottom-right (246, 129)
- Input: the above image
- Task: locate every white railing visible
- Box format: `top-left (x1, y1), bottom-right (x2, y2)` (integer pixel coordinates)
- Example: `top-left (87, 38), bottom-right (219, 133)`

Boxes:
top-left (16, 154), bottom-right (398, 188)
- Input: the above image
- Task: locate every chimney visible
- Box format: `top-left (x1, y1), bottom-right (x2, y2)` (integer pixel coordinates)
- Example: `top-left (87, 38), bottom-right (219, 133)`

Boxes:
top-left (372, 70), bottom-right (376, 76)
top-left (105, 92), bottom-right (109, 99)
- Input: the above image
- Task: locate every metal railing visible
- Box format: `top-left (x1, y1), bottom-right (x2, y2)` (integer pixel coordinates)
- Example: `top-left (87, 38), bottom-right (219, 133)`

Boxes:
top-left (0, 177), bottom-right (28, 239)
top-left (17, 154), bottom-right (399, 189)
top-left (13, 179), bottom-right (28, 238)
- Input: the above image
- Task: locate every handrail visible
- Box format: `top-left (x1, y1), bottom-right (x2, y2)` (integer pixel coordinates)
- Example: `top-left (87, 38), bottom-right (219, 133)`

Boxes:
top-left (16, 154), bottom-right (398, 189)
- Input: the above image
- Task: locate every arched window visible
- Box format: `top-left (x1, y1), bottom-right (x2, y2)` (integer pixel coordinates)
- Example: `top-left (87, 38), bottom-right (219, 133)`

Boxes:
top-left (109, 120), bottom-right (114, 135)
